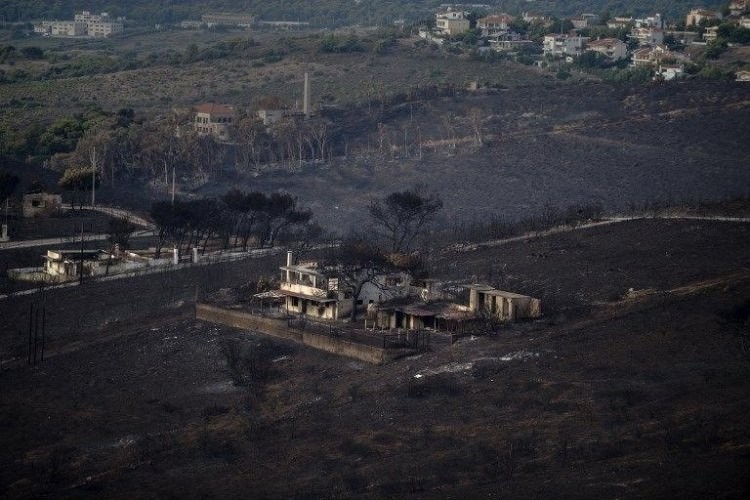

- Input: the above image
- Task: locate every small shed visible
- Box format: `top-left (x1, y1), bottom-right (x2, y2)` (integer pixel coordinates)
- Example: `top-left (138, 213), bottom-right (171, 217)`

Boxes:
top-left (376, 301), bottom-right (475, 332)
top-left (43, 249), bottom-right (111, 280)
top-left (23, 190), bottom-right (62, 218)
top-left (464, 284), bottom-right (542, 321)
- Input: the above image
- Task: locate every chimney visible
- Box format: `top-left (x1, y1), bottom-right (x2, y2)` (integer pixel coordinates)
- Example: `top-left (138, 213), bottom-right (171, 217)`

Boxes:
top-left (286, 250), bottom-right (293, 282)
top-left (303, 72), bottom-right (310, 118)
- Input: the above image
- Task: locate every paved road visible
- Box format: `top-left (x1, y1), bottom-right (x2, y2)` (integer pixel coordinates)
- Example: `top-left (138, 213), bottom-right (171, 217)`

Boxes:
top-left (0, 229), bottom-right (156, 250)
top-left (86, 205), bottom-right (154, 229)
top-left (0, 204), bottom-right (154, 251)
top-left (3, 212), bottom-right (748, 297)
top-left (447, 214), bottom-right (750, 253)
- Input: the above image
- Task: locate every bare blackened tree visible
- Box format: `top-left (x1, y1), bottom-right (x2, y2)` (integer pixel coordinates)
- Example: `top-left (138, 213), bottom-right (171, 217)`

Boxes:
top-left (150, 198), bottom-right (226, 255)
top-left (326, 235), bottom-right (391, 322)
top-left (307, 119), bottom-right (331, 162)
top-left (0, 171), bottom-right (20, 206)
top-left (277, 221), bottom-right (325, 263)
top-left (150, 200), bottom-right (178, 257)
top-left (368, 186), bottom-right (443, 254)
top-left (258, 192), bottom-right (312, 248)
top-left (106, 216), bottom-right (137, 249)
top-left (468, 107), bottom-right (484, 146)
top-left (234, 113), bottom-right (266, 170)
top-left (223, 189), bottom-right (268, 250)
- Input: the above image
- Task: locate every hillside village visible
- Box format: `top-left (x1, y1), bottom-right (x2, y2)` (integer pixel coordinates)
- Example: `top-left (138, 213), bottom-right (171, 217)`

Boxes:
top-left (13, 1), bottom-right (750, 82)
top-left (420, 2), bottom-right (750, 81)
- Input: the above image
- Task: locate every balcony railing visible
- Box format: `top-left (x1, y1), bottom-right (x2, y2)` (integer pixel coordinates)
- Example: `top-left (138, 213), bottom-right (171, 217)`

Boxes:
top-left (280, 281), bottom-right (328, 299)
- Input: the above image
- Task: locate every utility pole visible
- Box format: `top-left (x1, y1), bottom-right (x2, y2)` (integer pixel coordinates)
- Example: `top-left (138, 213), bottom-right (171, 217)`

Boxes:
top-left (91, 165), bottom-right (96, 207)
top-left (171, 165), bottom-right (176, 206)
top-left (417, 126), bottom-right (422, 159)
top-left (41, 293), bottom-right (46, 362)
top-left (79, 223), bottom-right (85, 284)
top-left (28, 302), bottom-right (33, 365)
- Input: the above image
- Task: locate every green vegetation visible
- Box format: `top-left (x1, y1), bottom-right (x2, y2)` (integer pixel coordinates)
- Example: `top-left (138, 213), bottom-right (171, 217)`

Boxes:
top-left (58, 165), bottom-right (97, 209)
top-left (717, 23), bottom-right (750, 44)
top-left (0, 1), bottom-right (729, 27)
top-left (602, 65), bottom-right (653, 82)
top-left (319, 35), bottom-right (365, 54)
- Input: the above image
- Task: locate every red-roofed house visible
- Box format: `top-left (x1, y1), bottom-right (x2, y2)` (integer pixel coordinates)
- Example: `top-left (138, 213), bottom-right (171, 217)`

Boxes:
top-left (686, 9), bottom-right (722, 26)
top-left (193, 103), bottom-right (235, 141)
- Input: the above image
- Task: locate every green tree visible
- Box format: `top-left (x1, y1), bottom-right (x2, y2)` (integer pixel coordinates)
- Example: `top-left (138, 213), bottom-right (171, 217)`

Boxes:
top-left (20, 46), bottom-right (44, 59)
top-left (575, 51), bottom-right (609, 69)
top-left (705, 39), bottom-right (728, 59)
top-left (37, 117), bottom-right (86, 156)
top-left (59, 166), bottom-right (98, 209)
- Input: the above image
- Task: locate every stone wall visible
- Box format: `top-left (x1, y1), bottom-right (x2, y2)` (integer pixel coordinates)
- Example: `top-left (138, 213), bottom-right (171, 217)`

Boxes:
top-left (196, 303), bottom-right (387, 365)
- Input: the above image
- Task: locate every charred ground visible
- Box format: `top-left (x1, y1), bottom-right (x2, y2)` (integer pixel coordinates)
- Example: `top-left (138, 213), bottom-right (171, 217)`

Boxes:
top-left (1, 216), bottom-right (748, 499)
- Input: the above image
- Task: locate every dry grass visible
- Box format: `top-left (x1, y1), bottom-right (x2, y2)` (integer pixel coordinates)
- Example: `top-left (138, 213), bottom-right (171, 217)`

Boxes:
top-left (0, 30), bottom-right (540, 128)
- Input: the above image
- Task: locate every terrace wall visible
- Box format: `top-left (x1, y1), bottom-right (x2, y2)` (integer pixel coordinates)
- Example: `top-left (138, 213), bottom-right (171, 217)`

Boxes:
top-left (196, 303), bottom-right (387, 365)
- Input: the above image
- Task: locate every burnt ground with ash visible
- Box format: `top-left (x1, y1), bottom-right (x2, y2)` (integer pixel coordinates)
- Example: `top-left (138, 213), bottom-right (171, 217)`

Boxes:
top-left (194, 80), bottom-right (750, 232)
top-left (1, 217), bottom-right (749, 498)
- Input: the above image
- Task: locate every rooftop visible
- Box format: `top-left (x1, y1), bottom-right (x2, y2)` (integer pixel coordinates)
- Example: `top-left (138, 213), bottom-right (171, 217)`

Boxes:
top-left (193, 103), bottom-right (235, 115)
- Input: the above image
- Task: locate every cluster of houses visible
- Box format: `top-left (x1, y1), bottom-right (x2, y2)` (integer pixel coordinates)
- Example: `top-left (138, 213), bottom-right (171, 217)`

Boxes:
top-left (10, 242), bottom-right (542, 335)
top-left (266, 251), bottom-right (541, 332)
top-left (33, 11), bottom-right (124, 38)
top-left (420, 2), bottom-right (750, 81)
top-left (9, 244), bottom-right (203, 284)
top-left (190, 72), bottom-right (314, 142)
top-left (9, 247), bottom-right (147, 283)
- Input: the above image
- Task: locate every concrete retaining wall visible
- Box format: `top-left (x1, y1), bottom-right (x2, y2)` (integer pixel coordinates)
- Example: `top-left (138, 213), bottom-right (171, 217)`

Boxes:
top-left (196, 303), bottom-right (386, 365)
top-left (301, 331), bottom-right (385, 365)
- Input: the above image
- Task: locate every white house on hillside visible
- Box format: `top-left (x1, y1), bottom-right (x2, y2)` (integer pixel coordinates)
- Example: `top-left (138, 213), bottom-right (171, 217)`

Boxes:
top-left (630, 26), bottom-right (664, 46)
top-left (585, 38), bottom-right (628, 61)
top-left (435, 9), bottom-right (470, 37)
top-left (543, 34), bottom-right (585, 57)
top-left (632, 44), bottom-right (671, 67)
top-left (477, 14), bottom-right (513, 36)
top-left (278, 251), bottom-right (412, 321)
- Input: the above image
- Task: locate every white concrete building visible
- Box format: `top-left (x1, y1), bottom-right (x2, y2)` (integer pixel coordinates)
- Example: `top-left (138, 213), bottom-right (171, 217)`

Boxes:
top-left (543, 34), bottom-right (585, 57)
top-left (193, 103), bottom-right (236, 141)
top-left (278, 251), bottom-right (412, 321)
top-left (585, 38), bottom-right (628, 61)
top-left (435, 9), bottom-right (470, 37)
top-left (75, 11), bottom-right (123, 37)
